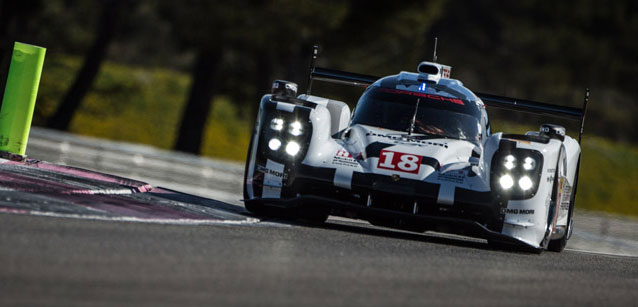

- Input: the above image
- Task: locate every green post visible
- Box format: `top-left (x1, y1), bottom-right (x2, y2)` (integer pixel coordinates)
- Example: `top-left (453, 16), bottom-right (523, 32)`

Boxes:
top-left (0, 42), bottom-right (46, 156)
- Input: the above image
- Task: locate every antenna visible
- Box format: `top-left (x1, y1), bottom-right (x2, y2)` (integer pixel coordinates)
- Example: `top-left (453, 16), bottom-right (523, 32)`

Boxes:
top-left (578, 88), bottom-right (589, 144)
top-left (432, 37), bottom-right (438, 63)
top-left (408, 98), bottom-right (421, 136)
top-left (307, 45), bottom-right (319, 95)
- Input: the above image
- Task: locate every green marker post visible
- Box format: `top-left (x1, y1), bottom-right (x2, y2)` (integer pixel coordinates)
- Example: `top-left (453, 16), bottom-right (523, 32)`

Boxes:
top-left (0, 42), bottom-right (46, 156)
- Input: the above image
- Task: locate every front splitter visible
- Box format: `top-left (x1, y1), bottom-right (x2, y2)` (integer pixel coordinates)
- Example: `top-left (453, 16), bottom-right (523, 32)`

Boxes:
top-left (246, 195), bottom-right (542, 252)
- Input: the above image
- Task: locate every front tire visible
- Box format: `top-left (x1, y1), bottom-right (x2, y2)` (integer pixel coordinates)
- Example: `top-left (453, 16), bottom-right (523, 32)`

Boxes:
top-left (244, 200), bottom-right (265, 215)
top-left (547, 150), bottom-right (574, 252)
top-left (295, 207), bottom-right (329, 224)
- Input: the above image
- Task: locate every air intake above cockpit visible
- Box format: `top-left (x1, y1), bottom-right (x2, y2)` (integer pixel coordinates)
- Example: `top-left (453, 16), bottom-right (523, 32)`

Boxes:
top-left (417, 61), bottom-right (452, 83)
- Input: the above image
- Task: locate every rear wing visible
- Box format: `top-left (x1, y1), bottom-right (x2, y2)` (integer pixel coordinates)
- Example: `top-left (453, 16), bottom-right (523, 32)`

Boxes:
top-left (306, 45), bottom-right (589, 143)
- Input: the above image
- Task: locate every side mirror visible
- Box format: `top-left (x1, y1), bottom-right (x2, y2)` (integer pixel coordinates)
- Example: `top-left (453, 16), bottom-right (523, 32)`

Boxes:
top-left (272, 80), bottom-right (298, 98)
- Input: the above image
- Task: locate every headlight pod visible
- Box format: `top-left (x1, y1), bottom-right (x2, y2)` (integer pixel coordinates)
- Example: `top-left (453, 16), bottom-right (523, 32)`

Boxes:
top-left (266, 118), bottom-right (305, 155)
top-left (257, 97), bottom-right (315, 168)
top-left (491, 148), bottom-right (543, 200)
top-left (260, 110), bottom-right (312, 162)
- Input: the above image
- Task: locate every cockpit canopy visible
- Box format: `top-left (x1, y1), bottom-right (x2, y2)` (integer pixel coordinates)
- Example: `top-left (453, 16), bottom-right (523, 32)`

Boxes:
top-left (351, 81), bottom-right (485, 144)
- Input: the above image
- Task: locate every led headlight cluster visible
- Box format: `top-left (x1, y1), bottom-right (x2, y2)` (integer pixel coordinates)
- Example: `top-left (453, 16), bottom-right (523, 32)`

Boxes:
top-left (270, 118), bottom-right (305, 136)
top-left (267, 118), bottom-right (307, 156)
top-left (491, 149), bottom-right (543, 199)
top-left (497, 154), bottom-right (539, 191)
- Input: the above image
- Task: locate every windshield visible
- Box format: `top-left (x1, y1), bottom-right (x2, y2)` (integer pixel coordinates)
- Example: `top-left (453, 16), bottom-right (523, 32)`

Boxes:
top-left (351, 86), bottom-right (482, 143)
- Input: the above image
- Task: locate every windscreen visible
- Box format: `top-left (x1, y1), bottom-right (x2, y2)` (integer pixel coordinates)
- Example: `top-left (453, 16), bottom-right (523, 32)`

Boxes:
top-left (351, 86), bottom-right (482, 143)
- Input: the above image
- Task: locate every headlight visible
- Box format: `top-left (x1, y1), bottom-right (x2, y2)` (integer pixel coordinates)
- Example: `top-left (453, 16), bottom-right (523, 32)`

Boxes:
top-left (499, 174), bottom-right (514, 190)
top-left (491, 148), bottom-right (544, 200)
top-left (503, 155), bottom-right (516, 170)
top-left (270, 118), bottom-right (284, 131)
top-left (523, 157), bottom-right (536, 170)
top-left (518, 176), bottom-right (533, 190)
top-left (289, 121), bottom-right (303, 136)
top-left (285, 141), bottom-right (300, 156)
top-left (268, 138), bottom-right (281, 151)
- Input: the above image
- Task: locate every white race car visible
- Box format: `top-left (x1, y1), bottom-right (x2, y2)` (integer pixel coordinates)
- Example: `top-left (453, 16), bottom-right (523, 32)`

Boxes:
top-left (243, 46), bottom-right (588, 252)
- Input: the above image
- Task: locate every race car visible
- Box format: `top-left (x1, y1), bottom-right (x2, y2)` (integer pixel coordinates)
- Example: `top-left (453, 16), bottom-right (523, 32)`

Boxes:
top-left (243, 46), bottom-right (588, 253)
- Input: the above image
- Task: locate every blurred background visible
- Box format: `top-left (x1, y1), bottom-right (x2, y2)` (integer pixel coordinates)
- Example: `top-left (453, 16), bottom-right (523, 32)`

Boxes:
top-left (0, 0), bottom-right (636, 215)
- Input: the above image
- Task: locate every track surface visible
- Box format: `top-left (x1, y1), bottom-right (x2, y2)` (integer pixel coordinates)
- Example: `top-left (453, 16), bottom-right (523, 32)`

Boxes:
top-left (0, 128), bottom-right (637, 306)
top-left (2, 213), bottom-right (637, 307)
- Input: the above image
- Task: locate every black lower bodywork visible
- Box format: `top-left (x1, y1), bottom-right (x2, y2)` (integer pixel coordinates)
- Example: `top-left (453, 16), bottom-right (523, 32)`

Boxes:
top-left (246, 163), bottom-right (541, 252)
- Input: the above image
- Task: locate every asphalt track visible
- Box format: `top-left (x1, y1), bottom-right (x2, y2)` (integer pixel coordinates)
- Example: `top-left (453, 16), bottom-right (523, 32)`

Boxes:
top-left (1, 127), bottom-right (637, 306)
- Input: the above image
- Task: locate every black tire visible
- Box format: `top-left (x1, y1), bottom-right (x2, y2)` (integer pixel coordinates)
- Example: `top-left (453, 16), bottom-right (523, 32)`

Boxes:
top-left (547, 150), bottom-right (574, 252)
top-left (295, 207), bottom-right (329, 224)
top-left (244, 200), bottom-right (265, 215)
top-left (242, 122), bottom-right (258, 202)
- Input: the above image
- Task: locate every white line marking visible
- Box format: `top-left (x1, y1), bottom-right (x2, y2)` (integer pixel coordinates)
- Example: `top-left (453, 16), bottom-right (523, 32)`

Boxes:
top-left (3, 210), bottom-right (260, 226)
top-left (565, 248), bottom-right (638, 258)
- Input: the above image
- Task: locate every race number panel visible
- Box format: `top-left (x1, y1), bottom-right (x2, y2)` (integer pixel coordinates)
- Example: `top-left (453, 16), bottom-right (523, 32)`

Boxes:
top-left (377, 150), bottom-right (422, 174)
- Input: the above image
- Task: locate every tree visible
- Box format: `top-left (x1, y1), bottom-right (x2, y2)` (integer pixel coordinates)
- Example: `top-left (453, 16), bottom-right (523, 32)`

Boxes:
top-left (426, 0), bottom-right (638, 142)
top-left (162, 0), bottom-right (347, 154)
top-left (157, 0), bottom-right (232, 154)
top-left (172, 48), bottom-right (223, 153)
top-left (0, 0), bottom-right (40, 102)
top-left (46, 0), bottom-right (129, 131)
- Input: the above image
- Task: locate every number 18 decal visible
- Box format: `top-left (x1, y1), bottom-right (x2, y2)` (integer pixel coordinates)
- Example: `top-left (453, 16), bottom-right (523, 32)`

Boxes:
top-left (377, 150), bottom-right (422, 174)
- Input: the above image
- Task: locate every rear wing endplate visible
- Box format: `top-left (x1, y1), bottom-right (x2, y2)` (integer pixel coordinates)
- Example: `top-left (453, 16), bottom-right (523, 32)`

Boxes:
top-left (306, 45), bottom-right (589, 143)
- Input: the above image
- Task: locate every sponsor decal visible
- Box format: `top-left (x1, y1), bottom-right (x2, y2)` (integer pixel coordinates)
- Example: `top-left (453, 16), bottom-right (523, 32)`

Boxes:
top-left (366, 132), bottom-right (448, 148)
top-left (501, 208), bottom-right (535, 215)
top-left (560, 185), bottom-right (572, 211)
top-left (332, 149), bottom-right (360, 167)
top-left (504, 138), bottom-right (531, 145)
top-left (257, 164), bottom-right (288, 180)
top-left (551, 176), bottom-right (567, 232)
top-left (377, 149), bottom-right (422, 174)
top-left (378, 88), bottom-right (465, 105)
top-left (437, 170), bottom-right (465, 184)
top-left (441, 66), bottom-right (451, 78)
top-left (335, 149), bottom-right (352, 158)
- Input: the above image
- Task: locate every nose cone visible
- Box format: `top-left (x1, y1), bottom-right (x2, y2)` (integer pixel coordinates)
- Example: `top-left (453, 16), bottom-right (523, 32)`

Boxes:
top-left (352, 125), bottom-right (476, 180)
